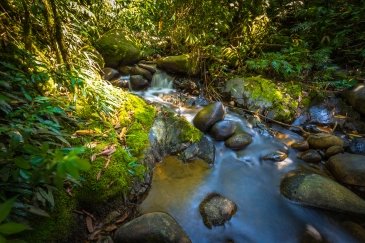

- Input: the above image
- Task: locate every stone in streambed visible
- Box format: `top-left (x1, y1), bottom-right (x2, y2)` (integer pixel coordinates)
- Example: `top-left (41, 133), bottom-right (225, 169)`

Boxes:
top-left (224, 132), bottom-right (252, 150)
top-left (298, 149), bottom-right (322, 163)
top-left (342, 222), bottom-right (365, 242)
top-left (325, 145), bottom-right (344, 158)
top-left (307, 133), bottom-right (344, 149)
top-left (114, 212), bottom-right (191, 243)
top-left (199, 193), bottom-right (237, 229)
top-left (102, 67), bottom-right (119, 81)
top-left (327, 153), bottom-right (365, 187)
top-left (291, 140), bottom-right (310, 151)
top-left (209, 120), bottom-right (236, 141)
top-left (262, 151), bottom-right (288, 162)
top-left (349, 138), bottom-right (365, 155)
top-left (138, 63), bottom-right (157, 74)
top-left (193, 102), bottom-right (225, 132)
top-left (129, 75), bottom-right (149, 90)
top-left (280, 171), bottom-right (365, 215)
top-left (344, 84), bottom-right (365, 116)
top-left (131, 65), bottom-right (153, 81)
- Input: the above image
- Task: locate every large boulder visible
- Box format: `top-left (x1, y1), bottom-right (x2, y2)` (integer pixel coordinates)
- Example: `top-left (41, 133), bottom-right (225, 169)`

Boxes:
top-left (96, 30), bottom-right (141, 68)
top-left (130, 65), bottom-right (153, 81)
top-left (224, 132), bottom-right (252, 150)
top-left (345, 84), bottom-right (365, 116)
top-left (307, 133), bottom-right (344, 149)
top-left (280, 171), bottom-right (365, 215)
top-left (199, 193), bottom-right (237, 229)
top-left (209, 120), bottom-right (236, 141)
top-left (114, 212), bottom-right (191, 243)
top-left (102, 67), bottom-right (119, 81)
top-left (224, 76), bottom-right (303, 122)
top-left (327, 153), bottom-right (365, 187)
top-left (157, 54), bottom-right (197, 75)
top-left (193, 102), bottom-right (225, 132)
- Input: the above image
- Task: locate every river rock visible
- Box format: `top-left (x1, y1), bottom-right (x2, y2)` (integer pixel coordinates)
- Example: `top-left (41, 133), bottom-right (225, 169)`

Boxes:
top-left (325, 145), bottom-right (344, 158)
top-left (342, 222), bottom-right (365, 242)
top-left (349, 138), bottom-right (365, 155)
top-left (298, 150), bottom-right (322, 163)
top-left (129, 75), bottom-right (149, 90)
top-left (199, 193), bottom-right (237, 229)
top-left (95, 30), bottom-right (140, 68)
top-left (291, 140), bottom-right (310, 151)
top-left (209, 120), bottom-right (236, 141)
top-left (345, 84), bottom-right (365, 116)
top-left (131, 65), bottom-right (153, 81)
top-left (280, 171), bottom-right (365, 214)
top-left (307, 133), bottom-right (344, 149)
top-left (118, 66), bottom-right (132, 75)
top-left (262, 151), bottom-right (288, 162)
top-left (327, 153), bottom-right (365, 187)
top-left (300, 225), bottom-right (327, 243)
top-left (181, 136), bottom-right (215, 165)
top-left (138, 63), bottom-right (157, 74)
top-left (114, 212), bottom-right (191, 243)
top-left (102, 67), bottom-right (119, 81)
top-left (308, 105), bottom-right (334, 125)
top-left (157, 54), bottom-right (197, 75)
top-left (224, 132), bottom-right (252, 150)
top-left (193, 102), bottom-right (225, 132)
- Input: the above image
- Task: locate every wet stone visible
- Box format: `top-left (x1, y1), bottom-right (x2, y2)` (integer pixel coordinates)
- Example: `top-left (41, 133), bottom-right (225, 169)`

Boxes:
top-left (300, 225), bottom-right (327, 243)
top-left (262, 151), bottom-right (288, 162)
top-left (342, 221), bottom-right (365, 242)
top-left (224, 132), bottom-right (252, 150)
top-left (199, 193), bottom-right (237, 229)
top-left (102, 67), bottom-right (120, 81)
top-left (349, 138), bottom-right (365, 155)
top-left (131, 65), bottom-right (153, 81)
top-left (327, 153), bottom-right (365, 187)
top-left (280, 171), bottom-right (365, 215)
top-left (309, 105), bottom-right (334, 125)
top-left (325, 145), bottom-right (344, 158)
top-left (114, 212), bottom-right (191, 243)
top-left (307, 133), bottom-right (344, 149)
top-left (291, 140), bottom-right (310, 151)
top-left (193, 102), bottom-right (225, 132)
top-left (129, 75), bottom-right (149, 90)
top-left (209, 120), bottom-right (236, 141)
top-left (298, 150), bottom-right (322, 163)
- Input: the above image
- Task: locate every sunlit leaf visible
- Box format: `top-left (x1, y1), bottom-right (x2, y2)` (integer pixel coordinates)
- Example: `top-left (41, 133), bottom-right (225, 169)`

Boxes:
top-left (0, 223), bottom-right (30, 235)
top-left (0, 198), bottom-right (15, 223)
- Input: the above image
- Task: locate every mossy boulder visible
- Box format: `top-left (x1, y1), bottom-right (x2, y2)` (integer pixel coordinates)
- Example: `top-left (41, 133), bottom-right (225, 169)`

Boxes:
top-left (209, 120), bottom-right (236, 141)
top-left (157, 54), bottom-right (198, 75)
top-left (280, 171), bottom-right (365, 214)
top-left (96, 30), bottom-right (141, 68)
top-left (225, 76), bottom-right (303, 122)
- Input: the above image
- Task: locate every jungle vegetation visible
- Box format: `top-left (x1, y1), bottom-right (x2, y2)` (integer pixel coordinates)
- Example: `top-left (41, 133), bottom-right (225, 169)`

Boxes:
top-left (0, 0), bottom-right (364, 241)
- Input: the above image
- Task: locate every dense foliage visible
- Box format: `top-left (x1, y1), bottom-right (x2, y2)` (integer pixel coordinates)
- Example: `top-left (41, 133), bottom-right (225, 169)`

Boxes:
top-left (0, 0), bottom-right (364, 241)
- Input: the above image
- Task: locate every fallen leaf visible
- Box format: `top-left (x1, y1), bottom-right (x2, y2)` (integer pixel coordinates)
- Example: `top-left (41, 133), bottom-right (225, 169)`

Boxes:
top-left (334, 115), bottom-right (348, 119)
top-left (116, 212), bottom-right (129, 224)
top-left (119, 127), bottom-right (127, 141)
top-left (98, 144), bottom-right (116, 156)
top-left (85, 141), bottom-right (99, 149)
top-left (88, 229), bottom-right (102, 241)
top-left (104, 157), bottom-right (111, 169)
top-left (86, 216), bottom-right (94, 233)
top-left (73, 130), bottom-right (96, 136)
top-left (90, 154), bottom-right (97, 162)
top-left (82, 210), bottom-right (96, 220)
top-left (96, 170), bottom-right (102, 181)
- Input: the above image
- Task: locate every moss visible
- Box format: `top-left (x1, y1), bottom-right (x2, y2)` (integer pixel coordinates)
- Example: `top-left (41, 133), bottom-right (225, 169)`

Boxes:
top-left (25, 190), bottom-right (77, 243)
top-left (236, 76), bottom-right (303, 122)
top-left (77, 146), bottom-right (136, 205)
top-left (76, 93), bottom-right (155, 206)
top-left (156, 54), bottom-right (198, 75)
top-left (178, 118), bottom-right (203, 143)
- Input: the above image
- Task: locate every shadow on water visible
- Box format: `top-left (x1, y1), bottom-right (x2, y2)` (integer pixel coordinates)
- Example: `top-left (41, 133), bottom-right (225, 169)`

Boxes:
top-left (137, 72), bottom-right (359, 243)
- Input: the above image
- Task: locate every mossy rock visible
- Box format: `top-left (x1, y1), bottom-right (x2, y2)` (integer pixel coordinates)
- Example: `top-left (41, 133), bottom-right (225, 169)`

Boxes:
top-left (95, 29), bottom-right (141, 68)
top-left (225, 76), bottom-right (303, 122)
top-left (76, 93), bottom-right (156, 207)
top-left (157, 54), bottom-right (198, 75)
top-left (24, 190), bottom-right (77, 243)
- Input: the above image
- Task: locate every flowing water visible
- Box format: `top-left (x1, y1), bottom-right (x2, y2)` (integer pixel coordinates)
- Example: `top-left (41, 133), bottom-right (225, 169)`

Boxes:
top-left (134, 72), bottom-right (359, 243)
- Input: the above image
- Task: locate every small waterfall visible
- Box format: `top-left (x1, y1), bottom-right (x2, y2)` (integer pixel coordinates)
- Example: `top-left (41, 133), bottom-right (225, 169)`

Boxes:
top-left (151, 70), bottom-right (173, 89)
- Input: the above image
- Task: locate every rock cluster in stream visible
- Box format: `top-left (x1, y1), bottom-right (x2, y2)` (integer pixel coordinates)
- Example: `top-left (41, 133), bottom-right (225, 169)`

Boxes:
top-left (192, 102), bottom-right (253, 151)
top-left (281, 130), bottom-right (365, 220)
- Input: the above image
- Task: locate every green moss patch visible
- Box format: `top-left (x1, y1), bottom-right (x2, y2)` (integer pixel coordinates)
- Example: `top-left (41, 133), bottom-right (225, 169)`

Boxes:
top-left (226, 76), bottom-right (304, 122)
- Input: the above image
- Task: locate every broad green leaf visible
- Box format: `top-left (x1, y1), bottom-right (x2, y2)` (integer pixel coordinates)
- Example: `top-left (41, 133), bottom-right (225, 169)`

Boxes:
top-left (24, 205), bottom-right (50, 217)
top-left (14, 158), bottom-right (31, 170)
top-left (0, 223), bottom-right (30, 235)
top-left (75, 159), bottom-right (91, 171)
top-left (0, 198), bottom-right (15, 223)
top-left (0, 234), bottom-right (5, 243)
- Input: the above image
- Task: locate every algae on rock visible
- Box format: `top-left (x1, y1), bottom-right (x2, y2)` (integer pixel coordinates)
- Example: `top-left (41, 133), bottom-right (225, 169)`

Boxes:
top-left (225, 76), bottom-right (304, 122)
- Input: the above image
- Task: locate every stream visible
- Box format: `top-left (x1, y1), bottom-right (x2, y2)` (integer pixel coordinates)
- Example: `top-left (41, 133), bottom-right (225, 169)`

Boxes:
top-left (134, 71), bottom-right (358, 243)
